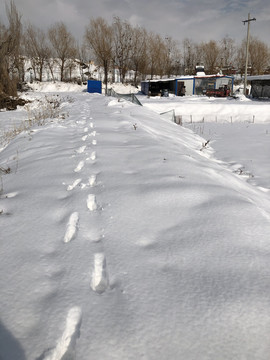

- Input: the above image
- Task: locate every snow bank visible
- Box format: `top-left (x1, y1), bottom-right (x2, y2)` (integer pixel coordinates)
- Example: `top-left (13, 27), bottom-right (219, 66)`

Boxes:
top-left (28, 81), bottom-right (85, 93)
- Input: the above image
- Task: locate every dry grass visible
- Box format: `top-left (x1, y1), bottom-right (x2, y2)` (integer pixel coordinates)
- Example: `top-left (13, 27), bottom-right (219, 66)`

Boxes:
top-left (0, 95), bottom-right (72, 148)
top-left (0, 95), bottom-right (73, 199)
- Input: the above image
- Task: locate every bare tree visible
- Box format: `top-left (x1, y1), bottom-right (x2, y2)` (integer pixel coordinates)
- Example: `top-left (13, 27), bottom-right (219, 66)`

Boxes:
top-left (0, 1), bottom-right (23, 98)
top-left (46, 57), bottom-right (57, 82)
top-left (129, 26), bottom-right (148, 84)
top-left (248, 36), bottom-right (269, 75)
top-left (84, 17), bottom-right (113, 93)
top-left (146, 32), bottom-right (168, 79)
top-left (24, 24), bottom-right (51, 82)
top-left (219, 36), bottom-right (236, 75)
top-left (112, 17), bottom-right (133, 83)
top-left (200, 40), bottom-right (220, 74)
top-left (236, 40), bottom-right (246, 77)
top-left (182, 39), bottom-right (198, 75)
top-left (164, 36), bottom-right (181, 77)
top-left (48, 22), bottom-right (76, 81)
top-left (6, 1), bottom-right (24, 83)
top-left (76, 42), bottom-right (90, 84)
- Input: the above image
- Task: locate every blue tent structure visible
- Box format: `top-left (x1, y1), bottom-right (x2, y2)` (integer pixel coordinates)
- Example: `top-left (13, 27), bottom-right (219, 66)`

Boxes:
top-left (87, 80), bottom-right (102, 94)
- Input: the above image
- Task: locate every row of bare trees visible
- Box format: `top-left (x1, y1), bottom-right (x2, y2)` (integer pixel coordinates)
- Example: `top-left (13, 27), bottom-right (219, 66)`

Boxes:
top-left (25, 22), bottom-right (77, 83)
top-left (0, 1), bottom-right (79, 97)
top-left (182, 36), bottom-right (270, 77)
top-left (1, 1), bottom-right (270, 98)
top-left (84, 17), bottom-right (270, 91)
top-left (84, 17), bottom-right (180, 92)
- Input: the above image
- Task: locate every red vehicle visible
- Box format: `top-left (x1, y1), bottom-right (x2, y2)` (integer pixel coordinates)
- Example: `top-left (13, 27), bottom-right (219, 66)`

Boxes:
top-left (205, 85), bottom-right (230, 97)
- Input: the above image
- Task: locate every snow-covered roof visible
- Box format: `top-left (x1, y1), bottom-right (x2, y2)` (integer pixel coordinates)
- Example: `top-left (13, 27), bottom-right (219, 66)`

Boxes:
top-left (143, 74), bottom-right (233, 83)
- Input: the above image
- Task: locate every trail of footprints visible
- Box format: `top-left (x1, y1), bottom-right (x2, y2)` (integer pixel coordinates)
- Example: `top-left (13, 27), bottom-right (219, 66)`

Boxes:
top-left (65, 112), bottom-right (108, 294)
top-left (45, 111), bottom-right (108, 359)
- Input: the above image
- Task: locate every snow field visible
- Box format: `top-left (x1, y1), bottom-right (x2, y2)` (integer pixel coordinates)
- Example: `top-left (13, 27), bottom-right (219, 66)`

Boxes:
top-left (1, 88), bottom-right (270, 359)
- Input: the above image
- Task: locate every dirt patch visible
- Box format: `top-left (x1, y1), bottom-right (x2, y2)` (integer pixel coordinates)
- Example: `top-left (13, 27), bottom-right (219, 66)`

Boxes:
top-left (0, 93), bottom-right (29, 111)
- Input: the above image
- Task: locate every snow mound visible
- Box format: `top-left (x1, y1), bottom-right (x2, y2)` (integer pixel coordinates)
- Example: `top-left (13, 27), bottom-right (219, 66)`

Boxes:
top-left (28, 81), bottom-right (85, 92)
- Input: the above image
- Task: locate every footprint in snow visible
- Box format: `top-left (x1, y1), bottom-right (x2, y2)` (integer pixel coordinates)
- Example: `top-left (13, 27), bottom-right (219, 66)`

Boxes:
top-left (63, 212), bottom-right (79, 243)
top-left (90, 131), bottom-right (96, 137)
top-left (90, 151), bottom-right (96, 161)
top-left (74, 160), bottom-right (84, 173)
top-left (87, 194), bottom-right (97, 211)
top-left (89, 122), bottom-right (94, 128)
top-left (0, 191), bottom-right (18, 199)
top-left (88, 228), bottom-right (104, 243)
top-left (92, 139), bottom-right (97, 146)
top-left (81, 135), bottom-right (88, 142)
top-left (91, 253), bottom-right (109, 294)
top-left (84, 127), bottom-right (88, 133)
top-left (42, 306), bottom-right (82, 360)
top-left (76, 119), bottom-right (86, 125)
top-left (67, 178), bottom-right (81, 191)
top-left (89, 174), bottom-right (97, 187)
top-left (76, 145), bottom-right (86, 154)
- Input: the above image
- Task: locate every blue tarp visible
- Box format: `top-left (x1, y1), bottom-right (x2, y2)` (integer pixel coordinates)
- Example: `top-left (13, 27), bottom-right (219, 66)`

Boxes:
top-left (87, 80), bottom-right (102, 94)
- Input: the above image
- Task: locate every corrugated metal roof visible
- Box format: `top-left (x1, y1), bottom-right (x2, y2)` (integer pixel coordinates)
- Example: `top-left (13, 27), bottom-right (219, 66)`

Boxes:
top-left (247, 75), bottom-right (270, 81)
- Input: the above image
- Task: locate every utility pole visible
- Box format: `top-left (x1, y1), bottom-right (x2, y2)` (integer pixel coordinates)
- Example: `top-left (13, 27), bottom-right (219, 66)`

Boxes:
top-left (243, 13), bottom-right (256, 96)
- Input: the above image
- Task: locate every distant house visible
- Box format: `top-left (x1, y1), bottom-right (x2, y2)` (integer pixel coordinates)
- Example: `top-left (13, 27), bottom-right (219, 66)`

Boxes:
top-left (247, 75), bottom-right (270, 98)
top-left (141, 75), bottom-right (234, 97)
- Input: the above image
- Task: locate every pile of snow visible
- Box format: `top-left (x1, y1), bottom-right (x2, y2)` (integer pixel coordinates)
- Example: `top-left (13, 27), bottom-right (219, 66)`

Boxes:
top-left (0, 87), bottom-right (270, 360)
top-left (26, 81), bottom-right (141, 95)
top-left (27, 81), bottom-right (86, 93)
top-left (139, 93), bottom-right (270, 123)
top-left (105, 82), bottom-right (140, 94)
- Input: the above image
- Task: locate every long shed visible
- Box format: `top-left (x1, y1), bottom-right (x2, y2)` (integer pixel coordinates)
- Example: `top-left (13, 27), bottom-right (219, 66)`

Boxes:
top-left (247, 75), bottom-right (270, 98)
top-left (141, 75), bottom-right (234, 96)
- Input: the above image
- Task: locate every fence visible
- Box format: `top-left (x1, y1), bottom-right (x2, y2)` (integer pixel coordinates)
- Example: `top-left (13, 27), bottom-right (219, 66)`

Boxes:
top-left (107, 88), bottom-right (142, 106)
top-left (160, 110), bottom-right (266, 125)
top-left (160, 109), bottom-right (182, 125)
top-left (177, 114), bottom-right (258, 124)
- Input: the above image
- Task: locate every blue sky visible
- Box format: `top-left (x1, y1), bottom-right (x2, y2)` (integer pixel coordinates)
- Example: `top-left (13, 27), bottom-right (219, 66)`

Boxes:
top-left (0, 0), bottom-right (269, 46)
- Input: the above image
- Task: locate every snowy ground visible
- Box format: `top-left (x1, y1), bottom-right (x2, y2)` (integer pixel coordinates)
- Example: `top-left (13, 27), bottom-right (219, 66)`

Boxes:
top-left (1, 82), bottom-right (270, 360)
